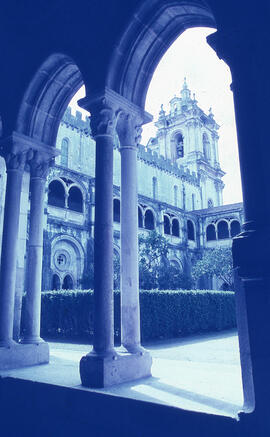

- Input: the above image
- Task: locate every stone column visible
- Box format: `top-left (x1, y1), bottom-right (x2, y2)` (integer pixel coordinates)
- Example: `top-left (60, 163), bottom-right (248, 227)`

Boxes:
top-left (80, 97), bottom-right (117, 368)
top-left (208, 28), bottom-right (270, 416)
top-left (21, 151), bottom-right (51, 344)
top-left (118, 113), bottom-right (143, 353)
top-left (0, 150), bottom-right (27, 346)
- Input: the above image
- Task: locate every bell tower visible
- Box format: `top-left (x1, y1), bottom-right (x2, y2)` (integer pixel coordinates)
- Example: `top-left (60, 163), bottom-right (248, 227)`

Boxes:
top-left (147, 78), bottom-right (225, 207)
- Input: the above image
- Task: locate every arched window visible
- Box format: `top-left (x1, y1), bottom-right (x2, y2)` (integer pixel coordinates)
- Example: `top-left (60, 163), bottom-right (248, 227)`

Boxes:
top-left (48, 180), bottom-right (65, 208)
top-left (206, 224), bottom-right (216, 241)
top-left (217, 220), bottom-right (229, 239)
top-left (164, 215), bottom-right (170, 235)
top-left (208, 198), bottom-right (214, 208)
top-left (52, 274), bottom-right (61, 290)
top-left (172, 218), bottom-right (180, 237)
top-left (174, 185), bottom-right (178, 207)
top-left (203, 133), bottom-right (210, 161)
top-left (192, 193), bottom-right (195, 210)
top-left (113, 198), bottom-right (120, 222)
top-left (152, 177), bottom-right (157, 200)
top-left (187, 220), bottom-right (195, 241)
top-left (62, 274), bottom-right (74, 290)
top-left (138, 207), bottom-right (143, 228)
top-left (145, 209), bottom-right (155, 230)
top-left (68, 186), bottom-right (83, 212)
top-left (61, 138), bottom-right (69, 167)
top-left (175, 132), bottom-right (184, 158)
top-left (231, 220), bottom-right (241, 237)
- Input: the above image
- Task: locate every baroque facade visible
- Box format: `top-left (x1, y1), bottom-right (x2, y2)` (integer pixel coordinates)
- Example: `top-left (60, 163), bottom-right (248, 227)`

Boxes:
top-left (34, 79), bottom-right (242, 291)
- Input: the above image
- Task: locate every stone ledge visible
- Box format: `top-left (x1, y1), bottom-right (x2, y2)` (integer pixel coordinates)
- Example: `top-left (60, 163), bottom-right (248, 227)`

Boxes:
top-left (80, 349), bottom-right (152, 388)
top-left (0, 342), bottom-right (49, 370)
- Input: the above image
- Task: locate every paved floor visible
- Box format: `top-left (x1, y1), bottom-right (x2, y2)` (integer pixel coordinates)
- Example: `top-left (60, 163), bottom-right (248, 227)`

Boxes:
top-left (0, 330), bottom-right (243, 419)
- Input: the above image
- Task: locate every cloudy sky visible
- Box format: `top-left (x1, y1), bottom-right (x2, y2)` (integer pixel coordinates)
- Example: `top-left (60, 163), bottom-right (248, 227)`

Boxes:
top-left (69, 27), bottom-right (242, 205)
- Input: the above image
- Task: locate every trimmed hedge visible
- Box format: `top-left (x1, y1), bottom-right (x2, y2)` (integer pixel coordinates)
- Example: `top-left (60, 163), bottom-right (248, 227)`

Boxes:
top-left (21, 289), bottom-right (236, 342)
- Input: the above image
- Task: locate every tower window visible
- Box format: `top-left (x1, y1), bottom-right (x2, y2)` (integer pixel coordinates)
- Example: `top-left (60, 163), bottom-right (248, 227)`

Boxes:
top-left (61, 138), bottom-right (69, 167)
top-left (152, 177), bottom-right (157, 200)
top-left (175, 133), bottom-right (184, 158)
top-left (208, 198), bottom-right (214, 208)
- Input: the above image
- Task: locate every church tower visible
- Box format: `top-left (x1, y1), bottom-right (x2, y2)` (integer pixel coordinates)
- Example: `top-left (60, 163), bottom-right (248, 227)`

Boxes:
top-left (147, 78), bottom-right (225, 208)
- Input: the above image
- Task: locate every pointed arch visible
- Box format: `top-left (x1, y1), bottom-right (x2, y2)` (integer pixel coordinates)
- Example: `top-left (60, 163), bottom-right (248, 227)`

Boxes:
top-left (16, 53), bottom-right (83, 147)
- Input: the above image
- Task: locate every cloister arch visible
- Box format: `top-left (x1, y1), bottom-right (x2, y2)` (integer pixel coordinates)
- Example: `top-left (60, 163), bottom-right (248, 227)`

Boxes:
top-left (164, 214), bottom-right (171, 235)
top-left (48, 180), bottom-right (66, 208)
top-left (187, 219), bottom-right (195, 241)
top-left (217, 220), bottom-right (229, 239)
top-left (231, 220), bottom-right (241, 237)
top-left (107, 1), bottom-right (215, 108)
top-left (144, 208), bottom-right (155, 230)
top-left (172, 218), bottom-right (180, 237)
top-left (206, 223), bottom-right (216, 241)
top-left (68, 186), bottom-right (83, 213)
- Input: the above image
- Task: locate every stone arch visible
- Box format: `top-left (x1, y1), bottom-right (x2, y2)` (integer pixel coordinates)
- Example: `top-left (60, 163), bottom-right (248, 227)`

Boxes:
top-left (52, 273), bottom-right (61, 291)
top-left (16, 53), bottom-right (83, 147)
top-left (113, 198), bottom-right (120, 223)
top-left (68, 185), bottom-right (84, 213)
top-left (187, 219), bottom-right (195, 241)
top-left (230, 220), bottom-right (241, 238)
top-left (144, 208), bottom-right (155, 230)
top-left (169, 258), bottom-right (183, 271)
top-left (217, 220), bottom-right (229, 239)
top-left (206, 223), bottom-right (216, 241)
top-left (62, 274), bottom-right (74, 290)
top-left (48, 179), bottom-right (66, 208)
top-left (107, 0), bottom-right (215, 108)
top-left (164, 214), bottom-right (171, 235)
top-left (172, 217), bottom-right (180, 237)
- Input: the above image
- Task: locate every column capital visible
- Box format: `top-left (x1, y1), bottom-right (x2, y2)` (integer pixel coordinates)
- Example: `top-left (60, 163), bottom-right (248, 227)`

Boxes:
top-left (117, 112), bottom-right (143, 149)
top-left (79, 87), bottom-right (152, 139)
top-left (0, 131), bottom-right (59, 173)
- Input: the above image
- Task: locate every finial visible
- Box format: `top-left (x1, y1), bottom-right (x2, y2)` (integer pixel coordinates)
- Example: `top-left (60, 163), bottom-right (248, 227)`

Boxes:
top-left (183, 77), bottom-right (187, 88)
top-left (209, 107), bottom-right (214, 118)
top-left (159, 103), bottom-right (165, 118)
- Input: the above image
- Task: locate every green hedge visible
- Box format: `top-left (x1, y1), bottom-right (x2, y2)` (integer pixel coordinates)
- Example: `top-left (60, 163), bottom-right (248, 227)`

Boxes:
top-left (21, 289), bottom-right (236, 342)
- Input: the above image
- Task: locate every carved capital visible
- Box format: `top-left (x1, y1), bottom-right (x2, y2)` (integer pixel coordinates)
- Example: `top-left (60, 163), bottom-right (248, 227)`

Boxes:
top-left (87, 98), bottom-right (117, 137)
top-left (5, 150), bottom-right (30, 172)
top-left (28, 150), bottom-right (53, 179)
top-left (117, 112), bottom-right (142, 148)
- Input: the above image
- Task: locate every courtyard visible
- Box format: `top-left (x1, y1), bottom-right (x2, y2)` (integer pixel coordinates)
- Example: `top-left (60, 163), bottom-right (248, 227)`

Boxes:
top-left (0, 329), bottom-right (243, 419)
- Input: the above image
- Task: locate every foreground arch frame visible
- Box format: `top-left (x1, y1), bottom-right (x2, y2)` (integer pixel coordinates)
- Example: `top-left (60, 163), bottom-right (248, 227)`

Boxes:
top-left (0, 0), bottom-right (269, 433)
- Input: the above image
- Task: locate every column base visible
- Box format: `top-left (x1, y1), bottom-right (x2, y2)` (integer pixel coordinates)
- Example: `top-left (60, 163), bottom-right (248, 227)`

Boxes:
top-left (80, 348), bottom-right (152, 388)
top-left (0, 342), bottom-right (49, 370)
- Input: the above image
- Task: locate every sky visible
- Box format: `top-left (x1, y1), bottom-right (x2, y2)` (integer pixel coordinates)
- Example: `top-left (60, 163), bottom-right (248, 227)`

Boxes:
top-left (69, 27), bottom-right (242, 205)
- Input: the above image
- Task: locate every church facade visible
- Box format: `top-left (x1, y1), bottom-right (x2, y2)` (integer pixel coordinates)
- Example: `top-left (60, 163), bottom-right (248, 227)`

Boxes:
top-left (0, 80), bottom-right (243, 293)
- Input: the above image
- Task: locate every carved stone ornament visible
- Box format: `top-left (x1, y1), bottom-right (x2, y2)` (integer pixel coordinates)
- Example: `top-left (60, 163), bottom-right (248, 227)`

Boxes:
top-left (5, 149), bottom-right (31, 171)
top-left (89, 98), bottom-right (116, 137)
top-left (28, 150), bottom-right (54, 179)
top-left (117, 112), bottom-right (142, 148)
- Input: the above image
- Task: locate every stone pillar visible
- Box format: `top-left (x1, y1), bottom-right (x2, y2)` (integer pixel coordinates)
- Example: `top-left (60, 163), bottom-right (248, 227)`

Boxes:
top-left (118, 114), bottom-right (143, 353)
top-left (0, 150), bottom-right (27, 346)
top-left (21, 151), bottom-right (51, 344)
top-left (79, 90), bottom-right (152, 388)
top-left (208, 27), bottom-right (270, 417)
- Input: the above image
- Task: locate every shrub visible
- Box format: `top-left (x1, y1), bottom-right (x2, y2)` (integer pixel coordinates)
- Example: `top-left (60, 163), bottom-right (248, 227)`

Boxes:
top-left (21, 289), bottom-right (236, 342)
